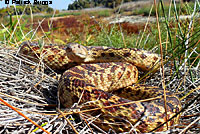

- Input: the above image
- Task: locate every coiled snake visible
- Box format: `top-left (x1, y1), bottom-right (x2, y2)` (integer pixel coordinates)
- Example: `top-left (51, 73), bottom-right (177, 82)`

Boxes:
top-left (19, 42), bottom-right (181, 133)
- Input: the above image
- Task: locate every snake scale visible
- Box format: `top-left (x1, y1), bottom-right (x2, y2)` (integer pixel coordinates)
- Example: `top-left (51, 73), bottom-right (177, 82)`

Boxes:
top-left (19, 42), bottom-right (181, 133)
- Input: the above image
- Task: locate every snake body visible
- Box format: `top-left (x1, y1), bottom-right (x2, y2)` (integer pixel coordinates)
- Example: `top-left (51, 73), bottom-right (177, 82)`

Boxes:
top-left (19, 42), bottom-right (181, 133)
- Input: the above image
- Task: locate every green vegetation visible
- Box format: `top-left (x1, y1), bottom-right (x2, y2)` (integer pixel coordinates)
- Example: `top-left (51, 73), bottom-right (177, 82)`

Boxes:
top-left (0, 5), bottom-right (54, 17)
top-left (68, 0), bottom-right (196, 11)
top-left (85, 9), bottom-right (112, 17)
top-left (68, 0), bottom-right (136, 10)
top-left (50, 9), bottom-right (112, 18)
top-left (116, 1), bottom-right (196, 16)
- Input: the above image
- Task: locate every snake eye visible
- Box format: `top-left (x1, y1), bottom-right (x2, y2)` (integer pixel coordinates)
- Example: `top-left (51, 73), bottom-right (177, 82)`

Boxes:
top-left (65, 46), bottom-right (71, 52)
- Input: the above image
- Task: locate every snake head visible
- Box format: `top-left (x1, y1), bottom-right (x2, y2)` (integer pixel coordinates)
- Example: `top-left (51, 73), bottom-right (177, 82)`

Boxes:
top-left (65, 43), bottom-right (89, 62)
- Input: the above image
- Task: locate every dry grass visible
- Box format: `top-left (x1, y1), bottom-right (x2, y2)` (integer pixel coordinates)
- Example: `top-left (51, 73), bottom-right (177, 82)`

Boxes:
top-left (0, 43), bottom-right (199, 133)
